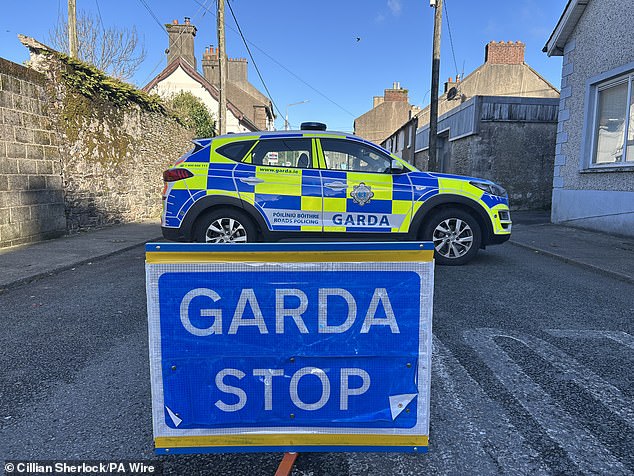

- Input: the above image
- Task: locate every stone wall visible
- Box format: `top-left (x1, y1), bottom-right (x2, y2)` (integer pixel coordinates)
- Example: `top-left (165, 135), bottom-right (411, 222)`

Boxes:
top-left (413, 96), bottom-right (557, 211)
top-left (0, 57), bottom-right (66, 247)
top-left (414, 121), bottom-right (556, 211)
top-left (457, 122), bottom-right (555, 210)
top-left (0, 37), bottom-right (193, 248)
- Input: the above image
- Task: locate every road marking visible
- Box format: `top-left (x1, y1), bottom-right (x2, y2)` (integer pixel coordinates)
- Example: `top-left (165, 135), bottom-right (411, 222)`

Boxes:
top-left (464, 328), bottom-right (629, 475)
top-left (546, 329), bottom-right (634, 350)
top-left (535, 329), bottom-right (634, 428)
top-left (431, 336), bottom-right (550, 474)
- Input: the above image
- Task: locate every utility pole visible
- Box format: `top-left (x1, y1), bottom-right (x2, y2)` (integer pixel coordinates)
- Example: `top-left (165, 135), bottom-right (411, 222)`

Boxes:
top-left (68, 0), bottom-right (78, 58)
top-left (217, 0), bottom-right (227, 135)
top-left (428, 0), bottom-right (442, 172)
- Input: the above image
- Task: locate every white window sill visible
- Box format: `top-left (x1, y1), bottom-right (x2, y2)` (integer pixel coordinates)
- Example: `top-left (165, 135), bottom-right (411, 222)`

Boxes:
top-left (581, 165), bottom-right (634, 173)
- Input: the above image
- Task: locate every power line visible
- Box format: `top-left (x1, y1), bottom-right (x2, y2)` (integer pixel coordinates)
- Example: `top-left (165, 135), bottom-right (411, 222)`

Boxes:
top-left (443, 0), bottom-right (459, 78)
top-left (139, 0), bottom-right (211, 86)
top-left (94, 0), bottom-right (106, 38)
top-left (189, 0), bottom-right (356, 118)
top-left (225, 0), bottom-right (283, 120)
top-left (137, 0), bottom-right (168, 35)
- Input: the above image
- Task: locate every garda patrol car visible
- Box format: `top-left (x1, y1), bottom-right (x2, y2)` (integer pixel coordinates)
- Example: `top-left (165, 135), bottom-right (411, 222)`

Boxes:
top-left (161, 122), bottom-right (511, 265)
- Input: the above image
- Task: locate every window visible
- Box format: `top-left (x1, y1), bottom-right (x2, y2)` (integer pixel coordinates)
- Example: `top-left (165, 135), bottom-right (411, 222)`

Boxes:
top-left (321, 139), bottom-right (392, 173)
top-left (249, 138), bottom-right (312, 168)
top-left (591, 74), bottom-right (634, 166)
top-left (217, 141), bottom-right (255, 162)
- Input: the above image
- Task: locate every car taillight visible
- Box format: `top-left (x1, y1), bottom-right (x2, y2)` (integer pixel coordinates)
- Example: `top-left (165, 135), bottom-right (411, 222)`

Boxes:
top-left (163, 168), bottom-right (194, 182)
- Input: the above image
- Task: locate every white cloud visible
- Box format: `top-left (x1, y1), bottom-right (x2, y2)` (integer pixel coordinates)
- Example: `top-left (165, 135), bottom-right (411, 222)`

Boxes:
top-left (387, 0), bottom-right (402, 16)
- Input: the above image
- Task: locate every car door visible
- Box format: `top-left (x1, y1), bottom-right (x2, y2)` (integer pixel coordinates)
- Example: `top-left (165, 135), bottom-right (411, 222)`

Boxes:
top-left (317, 138), bottom-right (414, 233)
top-left (233, 137), bottom-right (322, 232)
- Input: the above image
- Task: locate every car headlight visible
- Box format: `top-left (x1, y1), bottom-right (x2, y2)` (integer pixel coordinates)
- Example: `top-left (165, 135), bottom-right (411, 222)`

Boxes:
top-left (469, 181), bottom-right (507, 198)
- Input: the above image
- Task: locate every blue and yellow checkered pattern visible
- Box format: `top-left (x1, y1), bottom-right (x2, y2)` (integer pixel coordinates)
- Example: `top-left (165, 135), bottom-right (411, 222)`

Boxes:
top-left (162, 134), bottom-right (511, 237)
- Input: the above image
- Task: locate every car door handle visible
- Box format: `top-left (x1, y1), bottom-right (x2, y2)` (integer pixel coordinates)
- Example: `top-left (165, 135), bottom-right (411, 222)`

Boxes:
top-left (324, 181), bottom-right (347, 190)
top-left (239, 176), bottom-right (264, 185)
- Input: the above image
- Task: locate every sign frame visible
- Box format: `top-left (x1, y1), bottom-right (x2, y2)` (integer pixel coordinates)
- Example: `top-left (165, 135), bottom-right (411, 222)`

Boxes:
top-left (145, 241), bottom-right (434, 454)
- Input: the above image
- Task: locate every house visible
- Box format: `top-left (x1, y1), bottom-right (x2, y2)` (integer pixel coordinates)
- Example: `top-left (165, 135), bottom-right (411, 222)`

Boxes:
top-left (354, 83), bottom-right (420, 144)
top-left (383, 115), bottom-right (418, 164)
top-left (143, 18), bottom-right (274, 133)
top-left (201, 48), bottom-right (274, 131)
top-left (383, 41), bottom-right (561, 210)
top-left (544, 0), bottom-right (634, 237)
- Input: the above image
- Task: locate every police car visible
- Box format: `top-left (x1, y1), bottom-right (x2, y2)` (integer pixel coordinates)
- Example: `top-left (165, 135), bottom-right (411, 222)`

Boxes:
top-left (161, 122), bottom-right (511, 265)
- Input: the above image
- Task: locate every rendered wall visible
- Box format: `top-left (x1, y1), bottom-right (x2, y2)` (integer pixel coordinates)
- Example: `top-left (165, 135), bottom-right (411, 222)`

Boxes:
top-left (414, 120), bottom-right (556, 211)
top-left (552, 0), bottom-right (634, 236)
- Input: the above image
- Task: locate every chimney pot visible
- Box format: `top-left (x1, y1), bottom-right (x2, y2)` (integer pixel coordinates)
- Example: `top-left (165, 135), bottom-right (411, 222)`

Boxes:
top-left (184, 17), bottom-right (191, 25)
top-left (172, 19), bottom-right (178, 24)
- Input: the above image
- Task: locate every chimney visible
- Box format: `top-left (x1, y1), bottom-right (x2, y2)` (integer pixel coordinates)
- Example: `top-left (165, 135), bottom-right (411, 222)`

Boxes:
top-left (228, 57), bottom-right (248, 84)
top-left (165, 18), bottom-right (197, 68)
top-left (373, 96), bottom-right (385, 108)
top-left (202, 45), bottom-right (219, 86)
top-left (485, 40), bottom-right (525, 65)
top-left (384, 82), bottom-right (408, 102)
top-left (444, 76), bottom-right (458, 93)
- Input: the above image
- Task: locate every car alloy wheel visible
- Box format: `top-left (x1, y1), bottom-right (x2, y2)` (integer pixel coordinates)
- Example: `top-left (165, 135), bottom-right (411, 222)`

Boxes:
top-left (205, 217), bottom-right (248, 243)
top-left (432, 217), bottom-right (474, 259)
top-left (422, 207), bottom-right (482, 265)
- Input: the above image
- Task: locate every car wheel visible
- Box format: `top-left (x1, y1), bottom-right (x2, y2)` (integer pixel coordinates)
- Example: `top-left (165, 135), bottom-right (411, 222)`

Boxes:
top-left (422, 208), bottom-right (482, 266)
top-left (194, 209), bottom-right (257, 243)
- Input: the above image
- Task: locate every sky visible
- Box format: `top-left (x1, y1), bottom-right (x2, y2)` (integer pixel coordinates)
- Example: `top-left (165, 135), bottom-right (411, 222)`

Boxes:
top-left (0, 0), bottom-right (567, 133)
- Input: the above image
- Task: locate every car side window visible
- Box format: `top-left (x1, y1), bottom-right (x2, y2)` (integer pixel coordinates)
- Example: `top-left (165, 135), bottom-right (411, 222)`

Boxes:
top-left (216, 141), bottom-right (256, 162)
top-left (249, 138), bottom-right (313, 169)
top-left (320, 138), bottom-right (392, 173)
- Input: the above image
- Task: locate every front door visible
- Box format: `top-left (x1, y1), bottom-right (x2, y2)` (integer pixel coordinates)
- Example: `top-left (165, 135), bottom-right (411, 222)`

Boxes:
top-left (318, 138), bottom-right (413, 233)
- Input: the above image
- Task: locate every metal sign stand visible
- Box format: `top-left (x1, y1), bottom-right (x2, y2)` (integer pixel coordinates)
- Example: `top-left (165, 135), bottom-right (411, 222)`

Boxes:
top-left (275, 452), bottom-right (298, 476)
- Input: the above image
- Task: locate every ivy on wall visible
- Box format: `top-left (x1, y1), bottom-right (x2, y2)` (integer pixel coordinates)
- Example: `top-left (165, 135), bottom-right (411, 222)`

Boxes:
top-left (29, 47), bottom-right (176, 168)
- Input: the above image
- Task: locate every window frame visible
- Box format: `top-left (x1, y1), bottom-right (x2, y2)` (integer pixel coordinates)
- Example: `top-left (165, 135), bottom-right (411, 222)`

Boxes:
top-left (584, 65), bottom-right (634, 170)
top-left (318, 138), bottom-right (397, 175)
top-left (243, 138), bottom-right (315, 169)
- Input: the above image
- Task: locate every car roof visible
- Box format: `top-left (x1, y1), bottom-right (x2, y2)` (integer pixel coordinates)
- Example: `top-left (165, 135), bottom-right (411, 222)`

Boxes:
top-left (212, 129), bottom-right (353, 140)
top-left (202, 130), bottom-right (393, 155)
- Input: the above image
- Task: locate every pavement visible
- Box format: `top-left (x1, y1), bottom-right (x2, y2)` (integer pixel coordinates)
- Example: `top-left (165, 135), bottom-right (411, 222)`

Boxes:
top-left (1, 212), bottom-right (633, 291)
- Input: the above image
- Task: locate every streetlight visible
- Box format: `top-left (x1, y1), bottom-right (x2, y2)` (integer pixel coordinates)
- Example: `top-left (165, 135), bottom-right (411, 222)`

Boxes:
top-left (284, 100), bottom-right (310, 130)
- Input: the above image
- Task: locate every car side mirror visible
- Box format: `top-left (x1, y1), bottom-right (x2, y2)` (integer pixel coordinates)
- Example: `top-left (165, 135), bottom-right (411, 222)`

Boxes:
top-left (390, 159), bottom-right (405, 174)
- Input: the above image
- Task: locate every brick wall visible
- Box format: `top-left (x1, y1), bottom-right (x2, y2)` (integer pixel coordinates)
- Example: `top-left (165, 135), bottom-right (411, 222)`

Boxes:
top-left (384, 88), bottom-right (408, 102)
top-left (0, 57), bottom-right (65, 247)
top-left (485, 41), bottom-right (525, 65)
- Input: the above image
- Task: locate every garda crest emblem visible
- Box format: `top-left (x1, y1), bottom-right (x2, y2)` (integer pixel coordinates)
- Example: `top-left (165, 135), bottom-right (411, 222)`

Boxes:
top-left (351, 182), bottom-right (374, 206)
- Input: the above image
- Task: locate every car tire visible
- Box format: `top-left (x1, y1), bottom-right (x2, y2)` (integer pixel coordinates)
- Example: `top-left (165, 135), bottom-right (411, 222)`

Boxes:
top-left (422, 207), bottom-right (482, 266)
top-left (194, 208), bottom-right (258, 243)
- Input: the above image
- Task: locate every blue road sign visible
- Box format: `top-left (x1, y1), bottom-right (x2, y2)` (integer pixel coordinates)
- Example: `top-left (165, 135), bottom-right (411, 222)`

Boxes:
top-left (145, 242), bottom-right (434, 454)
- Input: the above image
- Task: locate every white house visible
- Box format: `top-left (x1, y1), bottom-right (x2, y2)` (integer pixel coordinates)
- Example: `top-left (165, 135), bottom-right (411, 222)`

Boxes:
top-left (144, 57), bottom-right (257, 134)
top-left (143, 18), bottom-right (270, 134)
top-left (544, 0), bottom-right (634, 236)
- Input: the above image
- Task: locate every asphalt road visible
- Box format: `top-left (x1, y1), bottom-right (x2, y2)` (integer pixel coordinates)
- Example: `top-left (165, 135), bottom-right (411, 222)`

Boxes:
top-left (0, 243), bottom-right (632, 475)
